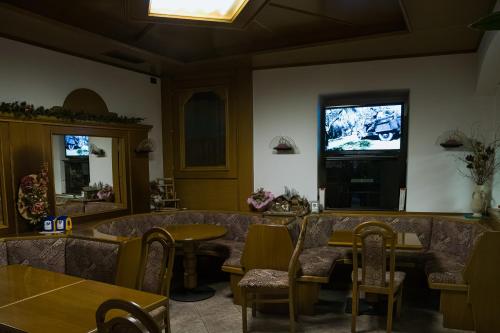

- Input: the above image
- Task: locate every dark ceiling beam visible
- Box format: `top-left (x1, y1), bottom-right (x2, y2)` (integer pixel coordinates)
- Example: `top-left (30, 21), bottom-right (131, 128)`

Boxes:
top-left (268, 3), bottom-right (356, 27)
top-left (132, 23), bottom-right (156, 42)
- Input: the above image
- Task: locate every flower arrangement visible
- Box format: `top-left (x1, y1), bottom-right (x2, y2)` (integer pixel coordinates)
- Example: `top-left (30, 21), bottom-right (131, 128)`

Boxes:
top-left (97, 184), bottom-right (114, 202)
top-left (269, 186), bottom-right (309, 214)
top-left (0, 101), bottom-right (143, 124)
top-left (456, 130), bottom-right (500, 185)
top-left (17, 163), bottom-right (50, 226)
top-left (247, 188), bottom-right (274, 212)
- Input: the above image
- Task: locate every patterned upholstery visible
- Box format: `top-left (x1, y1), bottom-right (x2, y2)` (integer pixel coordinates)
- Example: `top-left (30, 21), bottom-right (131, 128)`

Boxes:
top-left (238, 268), bottom-right (289, 289)
top-left (353, 268), bottom-right (406, 289)
top-left (198, 239), bottom-right (243, 265)
top-left (299, 246), bottom-right (341, 277)
top-left (332, 215), bottom-right (433, 250)
top-left (65, 238), bottom-right (119, 283)
top-left (425, 252), bottom-right (465, 285)
top-left (0, 241), bottom-right (7, 267)
top-left (140, 242), bottom-right (165, 293)
top-left (429, 218), bottom-right (487, 261)
top-left (6, 238), bottom-right (67, 273)
top-left (361, 233), bottom-right (387, 287)
top-left (304, 215), bottom-right (335, 249)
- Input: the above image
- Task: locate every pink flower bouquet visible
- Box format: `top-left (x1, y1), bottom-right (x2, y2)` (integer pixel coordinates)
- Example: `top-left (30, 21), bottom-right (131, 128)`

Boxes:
top-left (247, 188), bottom-right (274, 212)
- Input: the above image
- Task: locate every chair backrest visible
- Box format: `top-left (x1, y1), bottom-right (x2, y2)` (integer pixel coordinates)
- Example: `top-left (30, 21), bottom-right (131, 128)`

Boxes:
top-left (241, 224), bottom-right (294, 271)
top-left (136, 227), bottom-right (175, 295)
top-left (288, 218), bottom-right (308, 280)
top-left (95, 299), bottom-right (161, 333)
top-left (352, 221), bottom-right (396, 289)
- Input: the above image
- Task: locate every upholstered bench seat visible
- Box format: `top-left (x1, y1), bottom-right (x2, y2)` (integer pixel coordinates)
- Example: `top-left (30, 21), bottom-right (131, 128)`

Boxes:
top-left (299, 246), bottom-right (342, 277)
top-left (198, 239), bottom-right (244, 267)
top-left (0, 235), bottom-right (124, 284)
top-left (425, 252), bottom-right (466, 285)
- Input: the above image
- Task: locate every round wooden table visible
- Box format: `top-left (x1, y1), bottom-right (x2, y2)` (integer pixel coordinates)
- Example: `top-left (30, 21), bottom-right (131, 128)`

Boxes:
top-left (164, 224), bottom-right (227, 302)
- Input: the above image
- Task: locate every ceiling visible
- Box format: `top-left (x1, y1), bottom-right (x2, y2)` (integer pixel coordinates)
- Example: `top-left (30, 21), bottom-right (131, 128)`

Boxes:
top-left (0, 0), bottom-right (495, 75)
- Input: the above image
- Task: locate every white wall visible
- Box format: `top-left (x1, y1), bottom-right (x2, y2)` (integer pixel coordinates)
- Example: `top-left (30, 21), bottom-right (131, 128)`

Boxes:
top-left (0, 37), bottom-right (163, 180)
top-left (253, 53), bottom-right (499, 212)
top-left (88, 137), bottom-right (113, 186)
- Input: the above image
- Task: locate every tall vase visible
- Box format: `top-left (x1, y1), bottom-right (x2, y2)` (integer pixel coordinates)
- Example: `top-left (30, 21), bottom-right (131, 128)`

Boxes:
top-left (471, 184), bottom-right (487, 218)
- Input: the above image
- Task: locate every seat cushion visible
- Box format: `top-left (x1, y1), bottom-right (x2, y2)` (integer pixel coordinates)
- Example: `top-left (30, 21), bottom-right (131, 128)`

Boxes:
top-left (425, 252), bottom-right (465, 285)
top-left (299, 246), bottom-right (342, 277)
top-left (352, 268), bottom-right (406, 290)
top-left (238, 269), bottom-right (289, 289)
top-left (198, 239), bottom-right (244, 268)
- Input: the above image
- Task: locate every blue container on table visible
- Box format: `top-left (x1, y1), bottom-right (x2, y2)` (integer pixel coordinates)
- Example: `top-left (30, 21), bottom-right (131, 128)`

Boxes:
top-left (55, 216), bottom-right (73, 231)
top-left (42, 216), bottom-right (56, 232)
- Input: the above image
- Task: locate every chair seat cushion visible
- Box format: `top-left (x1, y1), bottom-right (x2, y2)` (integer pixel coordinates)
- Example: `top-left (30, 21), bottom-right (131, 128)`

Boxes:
top-left (238, 269), bottom-right (289, 289)
top-left (425, 252), bottom-right (465, 285)
top-left (299, 246), bottom-right (342, 277)
top-left (352, 268), bottom-right (406, 290)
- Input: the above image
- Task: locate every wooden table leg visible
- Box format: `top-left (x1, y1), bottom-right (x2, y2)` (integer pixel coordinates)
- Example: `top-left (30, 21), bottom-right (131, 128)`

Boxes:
top-left (183, 241), bottom-right (197, 289)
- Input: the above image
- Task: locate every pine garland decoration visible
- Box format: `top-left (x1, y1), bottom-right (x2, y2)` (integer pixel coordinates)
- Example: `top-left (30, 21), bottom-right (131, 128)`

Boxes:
top-left (0, 101), bottom-right (144, 124)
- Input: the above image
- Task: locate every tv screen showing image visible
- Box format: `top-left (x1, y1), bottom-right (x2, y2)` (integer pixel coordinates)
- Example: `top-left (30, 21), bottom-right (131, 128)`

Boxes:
top-left (65, 135), bottom-right (89, 157)
top-left (324, 104), bottom-right (402, 152)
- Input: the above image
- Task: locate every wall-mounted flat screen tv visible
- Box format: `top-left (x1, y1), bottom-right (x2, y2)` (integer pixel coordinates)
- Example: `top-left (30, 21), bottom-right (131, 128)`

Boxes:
top-left (65, 135), bottom-right (89, 157)
top-left (324, 104), bottom-right (403, 152)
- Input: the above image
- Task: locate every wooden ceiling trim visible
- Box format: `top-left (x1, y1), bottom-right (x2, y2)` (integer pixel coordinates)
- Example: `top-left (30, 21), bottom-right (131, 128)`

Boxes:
top-left (268, 2), bottom-right (356, 27)
top-left (398, 0), bottom-right (413, 33)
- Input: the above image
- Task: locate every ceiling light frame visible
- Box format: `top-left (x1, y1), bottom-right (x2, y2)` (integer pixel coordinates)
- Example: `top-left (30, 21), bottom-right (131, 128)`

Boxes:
top-left (127, 0), bottom-right (269, 30)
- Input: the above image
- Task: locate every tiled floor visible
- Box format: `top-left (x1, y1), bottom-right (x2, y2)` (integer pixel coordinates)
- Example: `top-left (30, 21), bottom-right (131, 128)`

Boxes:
top-left (169, 282), bottom-right (472, 333)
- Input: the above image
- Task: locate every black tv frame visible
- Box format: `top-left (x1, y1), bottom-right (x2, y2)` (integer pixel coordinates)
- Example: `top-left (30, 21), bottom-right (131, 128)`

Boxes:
top-left (319, 91), bottom-right (409, 159)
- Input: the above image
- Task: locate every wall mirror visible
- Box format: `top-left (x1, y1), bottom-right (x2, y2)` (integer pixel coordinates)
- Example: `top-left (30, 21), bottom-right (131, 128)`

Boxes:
top-left (51, 134), bottom-right (126, 217)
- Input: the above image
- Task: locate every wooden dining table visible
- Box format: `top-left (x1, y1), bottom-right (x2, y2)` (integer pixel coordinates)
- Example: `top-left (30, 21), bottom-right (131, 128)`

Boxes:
top-left (0, 265), bottom-right (167, 333)
top-left (164, 224), bottom-right (227, 302)
top-left (329, 230), bottom-right (423, 250)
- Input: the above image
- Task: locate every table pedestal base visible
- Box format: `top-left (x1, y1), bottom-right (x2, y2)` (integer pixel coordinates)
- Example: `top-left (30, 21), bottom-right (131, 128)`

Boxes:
top-left (170, 285), bottom-right (216, 302)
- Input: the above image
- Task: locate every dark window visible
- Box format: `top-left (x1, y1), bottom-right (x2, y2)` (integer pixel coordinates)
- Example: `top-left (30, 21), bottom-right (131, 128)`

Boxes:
top-left (184, 91), bottom-right (226, 167)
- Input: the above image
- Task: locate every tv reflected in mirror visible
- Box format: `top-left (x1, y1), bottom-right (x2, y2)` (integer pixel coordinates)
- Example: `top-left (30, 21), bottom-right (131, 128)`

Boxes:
top-left (64, 135), bottom-right (89, 157)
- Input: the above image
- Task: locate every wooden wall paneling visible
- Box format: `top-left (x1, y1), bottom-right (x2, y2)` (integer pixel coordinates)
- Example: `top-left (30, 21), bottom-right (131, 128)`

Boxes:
top-left (128, 129), bottom-right (151, 214)
top-left (175, 179), bottom-right (239, 210)
top-left (163, 70), bottom-right (254, 211)
top-left (8, 122), bottom-right (48, 233)
top-left (0, 122), bottom-right (15, 235)
top-left (162, 77), bottom-right (175, 178)
top-left (234, 69), bottom-right (253, 211)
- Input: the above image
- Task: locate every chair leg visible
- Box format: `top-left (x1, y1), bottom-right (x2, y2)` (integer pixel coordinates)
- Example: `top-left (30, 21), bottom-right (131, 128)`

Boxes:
top-left (351, 285), bottom-right (358, 333)
top-left (242, 289), bottom-right (248, 333)
top-left (396, 287), bottom-right (403, 319)
top-left (289, 293), bottom-right (296, 333)
top-left (252, 293), bottom-right (257, 318)
top-left (164, 305), bottom-right (171, 333)
top-left (387, 293), bottom-right (394, 333)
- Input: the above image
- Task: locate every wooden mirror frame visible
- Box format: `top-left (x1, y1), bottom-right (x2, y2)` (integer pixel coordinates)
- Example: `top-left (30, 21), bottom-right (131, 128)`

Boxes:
top-left (0, 123), bottom-right (15, 235)
top-left (48, 126), bottom-right (130, 221)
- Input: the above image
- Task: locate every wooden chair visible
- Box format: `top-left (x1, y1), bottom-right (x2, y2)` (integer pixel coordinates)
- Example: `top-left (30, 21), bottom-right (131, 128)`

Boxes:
top-left (351, 221), bottom-right (405, 333)
top-left (463, 231), bottom-right (500, 333)
top-left (238, 219), bottom-right (308, 333)
top-left (95, 299), bottom-right (161, 333)
top-left (136, 227), bottom-right (176, 333)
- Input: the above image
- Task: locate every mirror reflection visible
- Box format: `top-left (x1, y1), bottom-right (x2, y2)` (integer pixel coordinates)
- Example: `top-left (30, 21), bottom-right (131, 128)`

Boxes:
top-left (52, 134), bottom-right (123, 216)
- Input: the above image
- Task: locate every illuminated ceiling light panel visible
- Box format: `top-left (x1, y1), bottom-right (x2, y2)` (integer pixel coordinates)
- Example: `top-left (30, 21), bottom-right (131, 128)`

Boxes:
top-left (148, 0), bottom-right (250, 23)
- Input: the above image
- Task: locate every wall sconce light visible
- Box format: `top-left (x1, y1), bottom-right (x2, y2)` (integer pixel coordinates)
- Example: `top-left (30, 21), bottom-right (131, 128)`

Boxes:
top-left (135, 138), bottom-right (155, 153)
top-left (269, 136), bottom-right (298, 154)
top-left (89, 144), bottom-right (106, 157)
